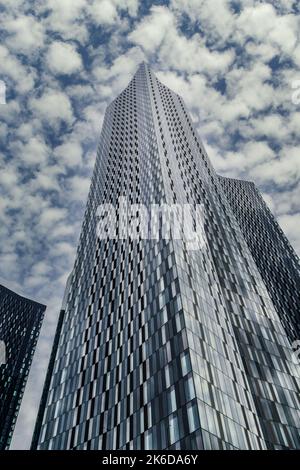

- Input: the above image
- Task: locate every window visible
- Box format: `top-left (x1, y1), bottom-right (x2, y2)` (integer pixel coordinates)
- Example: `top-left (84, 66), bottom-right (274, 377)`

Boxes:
top-left (145, 428), bottom-right (153, 450)
top-left (168, 414), bottom-right (179, 445)
top-left (187, 402), bottom-right (200, 433)
top-left (165, 364), bottom-right (171, 388)
top-left (168, 386), bottom-right (177, 414)
top-left (180, 351), bottom-right (191, 376)
top-left (185, 375), bottom-right (195, 401)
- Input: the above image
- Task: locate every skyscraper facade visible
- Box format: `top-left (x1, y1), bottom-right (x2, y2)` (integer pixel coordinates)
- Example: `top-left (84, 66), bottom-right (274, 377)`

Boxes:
top-left (33, 64), bottom-right (300, 450)
top-left (31, 274), bottom-right (72, 449)
top-left (219, 176), bottom-right (300, 345)
top-left (0, 284), bottom-right (46, 449)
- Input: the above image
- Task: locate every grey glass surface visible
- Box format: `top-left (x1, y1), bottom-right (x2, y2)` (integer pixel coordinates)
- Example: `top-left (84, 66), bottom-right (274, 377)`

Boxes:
top-left (34, 64), bottom-right (300, 450)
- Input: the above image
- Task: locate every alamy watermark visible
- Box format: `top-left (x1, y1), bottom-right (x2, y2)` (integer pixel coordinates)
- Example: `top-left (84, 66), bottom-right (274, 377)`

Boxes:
top-left (96, 197), bottom-right (207, 251)
top-left (0, 340), bottom-right (6, 366)
top-left (291, 80), bottom-right (300, 105)
top-left (0, 80), bottom-right (6, 104)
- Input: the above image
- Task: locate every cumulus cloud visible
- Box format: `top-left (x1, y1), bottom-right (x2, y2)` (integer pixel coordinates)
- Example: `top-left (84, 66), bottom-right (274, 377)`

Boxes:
top-left (54, 140), bottom-right (83, 167)
top-left (171, 0), bottom-right (236, 43)
top-left (88, 0), bottom-right (119, 25)
top-left (0, 164), bottom-right (19, 188)
top-left (45, 41), bottom-right (83, 75)
top-left (18, 136), bottom-right (50, 166)
top-left (39, 207), bottom-right (68, 229)
top-left (29, 89), bottom-right (74, 126)
top-left (68, 175), bottom-right (91, 201)
top-left (36, 0), bottom-right (88, 43)
top-left (278, 213), bottom-right (300, 254)
top-left (30, 171), bottom-right (60, 192)
top-left (0, 44), bottom-right (36, 92)
top-left (250, 145), bottom-right (300, 185)
top-left (129, 6), bottom-right (173, 52)
top-left (4, 14), bottom-right (45, 53)
top-left (87, 0), bottom-right (139, 25)
top-left (129, 6), bottom-right (235, 75)
top-left (236, 3), bottom-right (298, 55)
top-left (211, 141), bottom-right (276, 176)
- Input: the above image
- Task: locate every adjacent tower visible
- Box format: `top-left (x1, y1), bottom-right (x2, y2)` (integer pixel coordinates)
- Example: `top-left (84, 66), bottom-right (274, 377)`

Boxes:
top-left (33, 64), bottom-right (300, 450)
top-left (219, 176), bottom-right (300, 344)
top-left (0, 284), bottom-right (45, 449)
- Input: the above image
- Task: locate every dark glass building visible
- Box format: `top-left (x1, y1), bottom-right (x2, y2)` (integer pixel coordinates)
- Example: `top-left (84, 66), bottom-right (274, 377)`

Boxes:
top-left (0, 284), bottom-right (45, 449)
top-left (219, 176), bottom-right (300, 344)
top-left (33, 64), bottom-right (300, 450)
top-left (31, 273), bottom-right (72, 450)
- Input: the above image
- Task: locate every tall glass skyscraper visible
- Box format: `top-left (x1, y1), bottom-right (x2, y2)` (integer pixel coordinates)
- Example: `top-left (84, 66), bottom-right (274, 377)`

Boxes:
top-left (33, 64), bottom-right (300, 450)
top-left (0, 284), bottom-right (45, 449)
top-left (219, 176), bottom-right (300, 345)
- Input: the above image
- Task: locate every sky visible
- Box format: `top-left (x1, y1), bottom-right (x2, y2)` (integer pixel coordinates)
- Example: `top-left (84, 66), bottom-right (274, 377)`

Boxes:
top-left (0, 0), bottom-right (299, 450)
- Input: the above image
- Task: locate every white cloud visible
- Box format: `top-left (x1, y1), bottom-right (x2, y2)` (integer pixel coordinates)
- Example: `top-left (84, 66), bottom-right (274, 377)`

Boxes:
top-left (129, 6), bottom-right (235, 76)
top-left (171, 0), bottom-right (235, 43)
top-left (5, 15), bottom-right (45, 53)
top-left (66, 84), bottom-right (95, 100)
top-left (39, 207), bottom-right (68, 228)
top-left (54, 141), bottom-right (83, 167)
top-left (236, 3), bottom-right (298, 54)
top-left (37, 0), bottom-right (88, 43)
top-left (0, 44), bottom-right (36, 92)
top-left (240, 114), bottom-right (288, 141)
top-left (129, 6), bottom-right (173, 53)
top-left (250, 145), bottom-right (300, 185)
top-left (30, 171), bottom-right (60, 192)
top-left (262, 192), bottom-right (276, 212)
top-left (50, 241), bottom-right (76, 259)
top-left (292, 45), bottom-right (300, 68)
top-left (68, 175), bottom-right (91, 201)
top-left (0, 165), bottom-right (19, 188)
top-left (226, 63), bottom-right (274, 113)
top-left (270, 186), bottom-right (300, 216)
top-left (29, 89), bottom-right (74, 126)
top-left (278, 213), bottom-right (300, 254)
top-left (87, 0), bottom-right (139, 24)
top-left (92, 47), bottom-right (145, 102)
top-left (214, 141), bottom-right (275, 176)
top-left (31, 261), bottom-right (52, 277)
top-left (270, 0), bottom-right (297, 13)
top-left (0, 123), bottom-right (8, 140)
top-left (46, 41), bottom-right (83, 75)
top-left (245, 41), bottom-right (279, 62)
top-left (19, 136), bottom-right (50, 166)
top-left (289, 113), bottom-right (300, 135)
top-left (88, 0), bottom-right (118, 25)
top-left (50, 224), bottom-right (75, 239)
